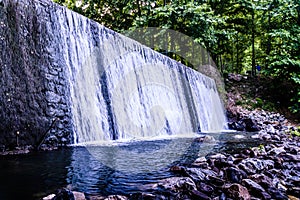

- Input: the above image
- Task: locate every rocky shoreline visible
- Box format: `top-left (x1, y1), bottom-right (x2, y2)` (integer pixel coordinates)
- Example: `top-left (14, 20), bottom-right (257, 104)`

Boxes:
top-left (3, 74), bottom-right (299, 200)
top-left (42, 107), bottom-right (300, 200)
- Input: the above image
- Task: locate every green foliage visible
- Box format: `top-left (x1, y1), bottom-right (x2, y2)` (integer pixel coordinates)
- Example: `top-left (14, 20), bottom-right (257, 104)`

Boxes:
top-left (52, 0), bottom-right (300, 114)
top-left (290, 127), bottom-right (300, 136)
top-left (255, 97), bottom-right (263, 108)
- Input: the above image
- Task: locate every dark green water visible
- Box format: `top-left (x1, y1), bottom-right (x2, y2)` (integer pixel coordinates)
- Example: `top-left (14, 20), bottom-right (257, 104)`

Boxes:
top-left (0, 132), bottom-right (261, 200)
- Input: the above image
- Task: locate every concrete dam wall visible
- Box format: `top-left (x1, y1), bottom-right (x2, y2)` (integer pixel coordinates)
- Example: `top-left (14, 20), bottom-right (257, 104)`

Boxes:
top-left (0, 0), bottom-right (226, 149)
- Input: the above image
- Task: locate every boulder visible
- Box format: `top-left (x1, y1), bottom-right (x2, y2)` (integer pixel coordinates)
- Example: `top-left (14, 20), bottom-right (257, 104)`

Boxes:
top-left (184, 168), bottom-right (209, 182)
top-left (266, 124), bottom-right (276, 134)
top-left (105, 195), bottom-right (128, 200)
top-left (243, 118), bottom-right (260, 132)
top-left (196, 182), bottom-right (214, 195)
top-left (267, 187), bottom-right (288, 200)
top-left (129, 193), bottom-right (156, 200)
top-left (226, 167), bottom-right (247, 183)
top-left (52, 188), bottom-right (74, 200)
top-left (223, 183), bottom-right (251, 200)
top-left (238, 158), bottom-right (274, 174)
top-left (43, 194), bottom-right (56, 200)
top-left (242, 179), bottom-right (271, 199)
top-left (249, 174), bottom-right (273, 189)
top-left (287, 187), bottom-right (300, 198)
top-left (156, 177), bottom-right (197, 193)
top-left (73, 191), bottom-right (86, 200)
top-left (190, 190), bottom-right (211, 200)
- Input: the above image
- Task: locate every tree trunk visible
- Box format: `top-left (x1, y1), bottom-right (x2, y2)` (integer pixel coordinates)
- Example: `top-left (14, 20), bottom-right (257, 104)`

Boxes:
top-left (220, 55), bottom-right (223, 73)
top-left (251, 10), bottom-right (256, 76)
top-left (236, 33), bottom-right (239, 73)
top-left (136, 0), bottom-right (141, 16)
top-left (266, 11), bottom-right (271, 69)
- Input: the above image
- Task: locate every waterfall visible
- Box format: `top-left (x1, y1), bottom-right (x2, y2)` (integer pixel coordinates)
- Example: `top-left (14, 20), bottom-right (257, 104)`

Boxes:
top-left (0, 0), bottom-right (226, 147)
top-left (54, 5), bottom-right (226, 144)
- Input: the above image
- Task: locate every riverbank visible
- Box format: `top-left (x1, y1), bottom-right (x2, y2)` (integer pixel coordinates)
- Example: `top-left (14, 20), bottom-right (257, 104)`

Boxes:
top-left (41, 109), bottom-right (300, 199)
top-left (42, 128), bottom-right (299, 200)
top-left (43, 74), bottom-right (299, 200)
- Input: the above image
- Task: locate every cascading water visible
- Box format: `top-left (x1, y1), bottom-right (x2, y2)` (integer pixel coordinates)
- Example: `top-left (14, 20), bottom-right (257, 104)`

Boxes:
top-left (55, 5), bottom-right (226, 144)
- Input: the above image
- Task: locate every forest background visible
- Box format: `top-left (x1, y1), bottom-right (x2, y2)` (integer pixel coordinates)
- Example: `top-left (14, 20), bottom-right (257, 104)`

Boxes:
top-left (53, 0), bottom-right (300, 115)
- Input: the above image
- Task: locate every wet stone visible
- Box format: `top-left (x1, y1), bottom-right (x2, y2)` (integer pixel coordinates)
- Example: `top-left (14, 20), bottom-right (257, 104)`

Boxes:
top-left (105, 195), bottom-right (128, 200)
top-left (242, 179), bottom-right (270, 199)
top-left (184, 168), bottom-right (207, 182)
top-left (267, 187), bottom-right (288, 200)
top-left (190, 190), bottom-right (211, 200)
top-left (52, 188), bottom-right (74, 200)
top-left (226, 167), bottom-right (247, 183)
top-left (249, 174), bottom-right (273, 189)
top-left (156, 177), bottom-right (197, 193)
top-left (287, 187), bottom-right (300, 198)
top-left (238, 158), bottom-right (274, 174)
top-left (223, 183), bottom-right (251, 200)
top-left (196, 182), bottom-right (214, 195)
top-left (72, 191), bottom-right (85, 200)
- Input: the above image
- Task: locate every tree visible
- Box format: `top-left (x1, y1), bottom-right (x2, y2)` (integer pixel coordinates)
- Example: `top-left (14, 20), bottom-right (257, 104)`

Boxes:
top-left (53, 0), bottom-right (300, 113)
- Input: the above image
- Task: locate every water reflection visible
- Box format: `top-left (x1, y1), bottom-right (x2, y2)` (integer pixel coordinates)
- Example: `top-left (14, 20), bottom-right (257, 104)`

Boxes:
top-left (0, 132), bottom-right (261, 200)
top-left (0, 149), bottom-right (72, 200)
top-left (68, 136), bottom-right (214, 195)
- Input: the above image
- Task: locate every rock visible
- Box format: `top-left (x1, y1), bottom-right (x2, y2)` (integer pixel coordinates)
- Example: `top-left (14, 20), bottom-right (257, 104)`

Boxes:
top-left (243, 118), bottom-right (260, 132)
top-left (288, 195), bottom-right (300, 200)
top-left (219, 193), bottom-right (226, 200)
top-left (156, 177), bottom-right (197, 193)
top-left (226, 167), bottom-right (247, 183)
top-left (129, 193), bottom-right (156, 200)
top-left (213, 158), bottom-right (233, 170)
top-left (251, 134), bottom-right (260, 139)
top-left (287, 187), bottom-right (300, 198)
top-left (249, 174), bottom-right (273, 189)
top-left (228, 122), bottom-right (244, 131)
top-left (238, 158), bottom-right (274, 174)
top-left (273, 156), bottom-right (284, 169)
top-left (184, 168), bottom-right (206, 182)
top-left (281, 153), bottom-right (300, 162)
top-left (242, 179), bottom-right (271, 199)
top-left (203, 135), bottom-right (216, 143)
top-left (105, 195), bottom-right (128, 200)
top-left (73, 191), bottom-right (86, 200)
top-left (287, 176), bottom-right (300, 186)
top-left (277, 182), bottom-right (287, 191)
top-left (259, 130), bottom-right (272, 140)
top-left (46, 91), bottom-right (61, 103)
top-left (272, 134), bottom-right (281, 141)
top-left (43, 194), bottom-right (56, 200)
top-left (242, 179), bottom-right (265, 193)
top-left (169, 165), bottom-right (185, 173)
top-left (61, 137), bottom-right (68, 144)
top-left (192, 157), bottom-right (208, 168)
top-left (190, 190), bottom-right (211, 200)
top-left (197, 182), bottom-right (214, 195)
top-left (267, 187), bottom-right (288, 200)
top-left (268, 146), bottom-right (286, 155)
top-left (45, 135), bottom-right (58, 145)
top-left (233, 134), bottom-right (246, 139)
top-left (53, 188), bottom-right (75, 200)
top-left (208, 153), bottom-right (226, 159)
top-left (209, 175), bottom-right (225, 187)
top-left (266, 124), bottom-right (276, 134)
top-left (194, 156), bottom-right (207, 163)
top-left (223, 183), bottom-right (251, 200)
top-left (87, 196), bottom-right (109, 200)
